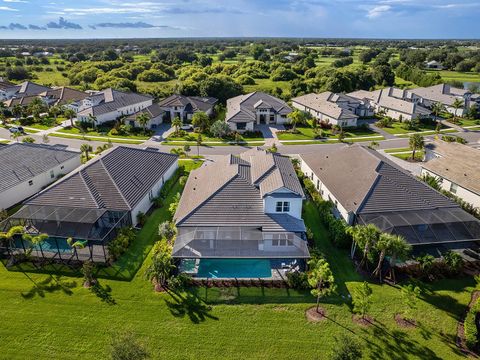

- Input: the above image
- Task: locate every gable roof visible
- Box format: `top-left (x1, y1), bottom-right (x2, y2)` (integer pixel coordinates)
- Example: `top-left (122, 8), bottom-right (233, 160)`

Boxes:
top-left (300, 145), bottom-right (457, 214)
top-left (174, 149), bottom-right (304, 230)
top-left (0, 143), bottom-right (79, 193)
top-left (39, 87), bottom-right (89, 105)
top-left (158, 94), bottom-right (217, 112)
top-left (408, 84), bottom-right (468, 107)
top-left (125, 103), bottom-right (164, 121)
top-left (226, 92), bottom-right (292, 123)
top-left (27, 147), bottom-right (178, 211)
top-left (422, 140), bottom-right (480, 196)
top-left (7, 81), bottom-right (51, 97)
top-left (77, 88), bottom-right (153, 117)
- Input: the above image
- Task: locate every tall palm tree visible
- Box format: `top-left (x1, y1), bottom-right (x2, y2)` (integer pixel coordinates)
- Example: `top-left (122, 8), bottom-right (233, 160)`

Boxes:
top-left (431, 102), bottom-right (445, 122)
top-left (64, 108), bottom-right (77, 127)
top-left (373, 233), bottom-right (411, 281)
top-left (408, 133), bottom-right (424, 161)
top-left (388, 235), bottom-right (411, 283)
top-left (451, 98), bottom-right (464, 124)
top-left (287, 110), bottom-right (306, 132)
top-left (136, 112), bottom-right (151, 133)
top-left (347, 224), bottom-right (381, 269)
top-left (50, 105), bottom-right (62, 121)
top-left (87, 114), bottom-right (98, 129)
top-left (12, 104), bottom-right (23, 120)
top-left (171, 116), bottom-right (182, 135)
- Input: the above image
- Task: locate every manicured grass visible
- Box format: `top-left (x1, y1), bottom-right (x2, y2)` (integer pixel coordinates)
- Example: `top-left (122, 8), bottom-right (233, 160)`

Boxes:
top-left (277, 124), bottom-right (379, 141)
top-left (0, 139), bottom-right (10, 144)
top-left (426, 70), bottom-right (480, 83)
top-left (50, 133), bottom-right (145, 144)
top-left (58, 126), bottom-right (151, 140)
top-left (381, 121), bottom-right (442, 135)
top-left (457, 118), bottom-right (480, 127)
top-left (280, 136), bottom-right (385, 145)
top-left (243, 78), bottom-right (291, 95)
top-left (392, 151), bottom-right (424, 161)
top-left (0, 197), bottom-right (474, 359)
top-left (384, 147), bottom-right (411, 153)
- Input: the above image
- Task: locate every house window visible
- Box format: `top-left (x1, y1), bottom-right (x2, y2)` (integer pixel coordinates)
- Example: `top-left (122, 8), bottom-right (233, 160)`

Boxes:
top-left (450, 183), bottom-right (458, 194)
top-left (316, 179), bottom-right (320, 189)
top-left (50, 170), bottom-right (55, 179)
top-left (28, 180), bottom-right (33, 186)
top-left (275, 201), bottom-right (290, 212)
top-left (237, 122), bottom-right (247, 130)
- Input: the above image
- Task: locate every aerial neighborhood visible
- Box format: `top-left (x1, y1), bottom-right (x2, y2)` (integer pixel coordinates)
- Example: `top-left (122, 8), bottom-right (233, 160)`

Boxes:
top-left (0, 36), bottom-right (479, 359)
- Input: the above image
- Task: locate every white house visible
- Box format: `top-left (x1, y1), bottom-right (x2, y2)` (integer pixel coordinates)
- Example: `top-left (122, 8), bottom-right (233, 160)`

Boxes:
top-left (0, 143), bottom-right (81, 210)
top-left (158, 94), bottom-right (217, 122)
top-left (424, 60), bottom-right (444, 70)
top-left (124, 103), bottom-right (165, 130)
top-left (421, 140), bottom-right (480, 209)
top-left (292, 92), bottom-right (374, 128)
top-left (76, 88), bottom-right (153, 124)
top-left (225, 92), bottom-right (292, 132)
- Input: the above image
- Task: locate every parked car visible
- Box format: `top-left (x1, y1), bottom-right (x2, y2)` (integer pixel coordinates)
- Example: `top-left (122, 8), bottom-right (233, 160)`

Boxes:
top-left (9, 126), bottom-right (25, 134)
top-left (180, 124), bottom-right (193, 130)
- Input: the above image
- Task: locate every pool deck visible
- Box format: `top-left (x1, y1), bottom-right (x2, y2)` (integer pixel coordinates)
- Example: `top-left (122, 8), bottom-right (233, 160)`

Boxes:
top-left (191, 268), bottom-right (289, 281)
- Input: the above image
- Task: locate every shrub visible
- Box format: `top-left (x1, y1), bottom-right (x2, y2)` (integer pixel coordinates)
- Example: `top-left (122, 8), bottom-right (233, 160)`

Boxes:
top-left (167, 273), bottom-right (192, 291)
top-left (136, 212), bottom-right (147, 226)
top-left (286, 271), bottom-right (309, 290)
top-left (330, 335), bottom-right (363, 360)
top-left (158, 221), bottom-right (176, 242)
top-left (110, 331), bottom-right (148, 360)
top-left (465, 297), bottom-right (480, 350)
top-left (107, 227), bottom-right (136, 262)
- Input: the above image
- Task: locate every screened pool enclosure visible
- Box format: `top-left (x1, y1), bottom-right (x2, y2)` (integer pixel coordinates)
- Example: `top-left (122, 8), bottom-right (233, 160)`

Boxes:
top-left (0, 204), bottom-right (131, 263)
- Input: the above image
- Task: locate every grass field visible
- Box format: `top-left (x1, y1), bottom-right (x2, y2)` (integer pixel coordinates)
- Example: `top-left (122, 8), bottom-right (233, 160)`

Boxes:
top-left (426, 70), bottom-right (480, 84)
top-left (50, 133), bottom-right (145, 144)
top-left (57, 127), bottom-right (151, 140)
top-left (0, 199), bottom-right (474, 359)
top-left (381, 121), bottom-right (443, 135)
top-left (277, 124), bottom-right (378, 141)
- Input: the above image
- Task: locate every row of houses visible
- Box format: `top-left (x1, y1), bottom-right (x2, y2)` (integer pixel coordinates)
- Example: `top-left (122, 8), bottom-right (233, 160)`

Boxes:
top-left (1, 140), bottom-right (479, 277)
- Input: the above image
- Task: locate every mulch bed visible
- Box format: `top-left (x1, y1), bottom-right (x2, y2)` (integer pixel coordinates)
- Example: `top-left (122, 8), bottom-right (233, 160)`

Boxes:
top-left (457, 290), bottom-right (480, 357)
top-left (352, 314), bottom-right (374, 327)
top-left (395, 313), bottom-right (417, 328)
top-left (306, 307), bottom-right (326, 322)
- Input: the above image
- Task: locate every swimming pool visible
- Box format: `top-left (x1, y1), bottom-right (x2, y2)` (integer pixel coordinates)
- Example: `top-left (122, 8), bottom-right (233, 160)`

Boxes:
top-left (196, 259), bottom-right (272, 278)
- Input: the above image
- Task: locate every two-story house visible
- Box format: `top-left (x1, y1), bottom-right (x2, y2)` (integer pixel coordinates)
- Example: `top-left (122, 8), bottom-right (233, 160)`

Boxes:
top-left (76, 88), bottom-right (153, 124)
top-left (173, 148), bottom-right (309, 278)
top-left (225, 92), bottom-right (292, 132)
top-left (158, 94), bottom-right (217, 122)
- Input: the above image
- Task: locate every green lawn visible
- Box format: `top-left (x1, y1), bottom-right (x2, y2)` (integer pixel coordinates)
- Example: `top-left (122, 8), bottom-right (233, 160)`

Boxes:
top-left (280, 136), bottom-right (385, 145)
top-left (166, 130), bottom-right (264, 145)
top-left (50, 133), bottom-right (145, 144)
top-left (392, 151), bottom-right (424, 161)
top-left (243, 78), bottom-right (291, 95)
top-left (277, 124), bottom-right (379, 141)
top-left (58, 126), bottom-right (151, 140)
top-left (0, 199), bottom-right (473, 359)
top-left (426, 70), bottom-right (480, 83)
top-left (381, 121), bottom-right (443, 135)
top-left (457, 118), bottom-right (480, 127)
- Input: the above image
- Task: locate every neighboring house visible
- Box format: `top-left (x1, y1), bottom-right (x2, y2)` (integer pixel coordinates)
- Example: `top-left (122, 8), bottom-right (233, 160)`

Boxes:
top-left (225, 92), bottom-right (292, 132)
top-left (0, 143), bottom-right (80, 210)
top-left (158, 94), bottom-right (217, 122)
top-left (300, 145), bottom-right (480, 254)
top-left (2, 147), bottom-right (178, 262)
top-left (292, 92), bottom-right (374, 127)
top-left (0, 78), bottom-right (14, 101)
top-left (124, 103), bottom-right (164, 129)
top-left (38, 86), bottom-right (89, 107)
top-left (421, 140), bottom-right (480, 209)
top-left (2, 81), bottom-right (51, 101)
top-left (348, 87), bottom-right (431, 121)
top-left (173, 148), bottom-right (309, 278)
top-left (76, 88), bottom-right (153, 124)
top-left (424, 60), bottom-right (444, 70)
top-left (406, 84), bottom-right (477, 116)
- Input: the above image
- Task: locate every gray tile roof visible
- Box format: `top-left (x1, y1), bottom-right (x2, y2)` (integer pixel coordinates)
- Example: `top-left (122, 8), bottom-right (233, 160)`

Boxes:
top-left (6, 81), bottom-right (51, 97)
top-left (300, 145), bottom-right (457, 214)
top-left (0, 143), bottom-right (79, 193)
top-left (158, 94), bottom-right (217, 112)
top-left (175, 149), bottom-right (305, 230)
top-left (125, 103), bottom-right (164, 121)
top-left (27, 147), bottom-right (178, 211)
top-left (40, 87), bottom-right (89, 106)
top-left (292, 92), bottom-right (359, 121)
top-left (77, 88), bottom-right (152, 117)
top-left (422, 140), bottom-right (480, 195)
top-left (226, 92), bottom-right (291, 123)
top-left (408, 84), bottom-right (468, 107)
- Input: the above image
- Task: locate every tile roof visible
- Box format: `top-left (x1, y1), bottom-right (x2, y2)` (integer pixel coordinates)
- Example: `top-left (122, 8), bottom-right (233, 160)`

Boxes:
top-left (125, 103), bottom-right (164, 121)
top-left (226, 91), bottom-right (291, 123)
top-left (292, 92), bottom-right (358, 121)
top-left (300, 145), bottom-right (456, 214)
top-left (7, 81), bottom-right (51, 97)
top-left (0, 143), bottom-right (79, 193)
top-left (27, 147), bottom-right (178, 211)
top-left (422, 140), bottom-right (480, 195)
top-left (408, 84), bottom-right (468, 107)
top-left (77, 88), bottom-right (152, 117)
top-left (158, 94), bottom-right (217, 112)
top-left (40, 87), bottom-right (89, 105)
top-left (174, 149), bottom-right (304, 229)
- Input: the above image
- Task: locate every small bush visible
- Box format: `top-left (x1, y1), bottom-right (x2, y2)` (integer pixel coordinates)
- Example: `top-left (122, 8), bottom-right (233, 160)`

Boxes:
top-left (286, 271), bottom-right (309, 290)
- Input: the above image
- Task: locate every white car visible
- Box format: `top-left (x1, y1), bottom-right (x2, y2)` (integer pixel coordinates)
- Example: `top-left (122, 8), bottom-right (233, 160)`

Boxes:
top-left (180, 124), bottom-right (193, 130)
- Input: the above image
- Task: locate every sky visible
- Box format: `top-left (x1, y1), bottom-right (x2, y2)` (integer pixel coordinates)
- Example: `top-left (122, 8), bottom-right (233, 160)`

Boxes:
top-left (0, 0), bottom-right (478, 39)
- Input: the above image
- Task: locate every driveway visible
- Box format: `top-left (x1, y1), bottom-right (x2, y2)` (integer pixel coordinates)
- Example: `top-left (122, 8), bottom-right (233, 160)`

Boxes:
top-left (256, 124), bottom-right (285, 147)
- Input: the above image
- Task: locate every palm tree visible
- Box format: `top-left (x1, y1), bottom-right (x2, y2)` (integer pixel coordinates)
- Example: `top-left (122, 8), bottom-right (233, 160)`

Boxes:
top-left (22, 233), bottom-right (48, 258)
top-left (347, 224), bottom-right (381, 270)
top-left (64, 108), bottom-right (76, 127)
top-left (372, 233), bottom-right (411, 282)
top-left (144, 252), bottom-right (175, 291)
top-left (451, 98), bottom-right (464, 124)
top-left (408, 133), bottom-right (424, 161)
top-left (87, 114), bottom-right (98, 129)
top-left (50, 105), bottom-right (62, 121)
top-left (42, 134), bottom-right (49, 144)
top-left (0, 226), bottom-right (25, 256)
top-left (431, 102), bottom-right (445, 122)
top-left (307, 257), bottom-right (336, 313)
top-left (369, 140), bottom-right (379, 150)
top-left (196, 134), bottom-right (203, 157)
top-left (67, 237), bottom-right (87, 261)
top-left (136, 112), bottom-right (151, 133)
top-left (12, 104), bottom-right (23, 120)
top-left (287, 109), bottom-right (307, 132)
top-left (80, 143), bottom-right (92, 160)
top-left (171, 116), bottom-right (182, 135)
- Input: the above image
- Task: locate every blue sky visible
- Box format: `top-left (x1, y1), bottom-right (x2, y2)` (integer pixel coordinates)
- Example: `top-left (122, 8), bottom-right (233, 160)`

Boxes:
top-left (0, 0), bottom-right (478, 39)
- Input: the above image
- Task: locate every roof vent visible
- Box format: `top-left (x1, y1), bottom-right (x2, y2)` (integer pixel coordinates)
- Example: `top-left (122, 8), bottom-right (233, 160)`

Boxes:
top-left (193, 187), bottom-right (196, 191)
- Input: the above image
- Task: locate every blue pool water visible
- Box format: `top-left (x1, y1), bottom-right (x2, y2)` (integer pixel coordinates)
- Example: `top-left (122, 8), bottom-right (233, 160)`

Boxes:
top-left (197, 259), bottom-right (272, 278)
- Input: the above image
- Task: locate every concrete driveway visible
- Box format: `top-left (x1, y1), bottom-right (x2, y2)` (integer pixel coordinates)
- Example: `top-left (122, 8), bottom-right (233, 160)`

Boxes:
top-left (256, 124), bottom-right (285, 147)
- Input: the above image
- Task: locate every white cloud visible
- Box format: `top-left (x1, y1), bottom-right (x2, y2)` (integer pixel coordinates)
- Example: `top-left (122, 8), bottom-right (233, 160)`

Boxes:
top-left (367, 5), bottom-right (391, 18)
top-left (3, 0), bottom-right (28, 3)
top-left (0, 5), bottom-right (18, 10)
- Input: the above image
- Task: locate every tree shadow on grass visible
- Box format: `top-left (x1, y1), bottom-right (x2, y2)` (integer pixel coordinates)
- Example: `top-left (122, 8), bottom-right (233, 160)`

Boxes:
top-left (363, 319), bottom-right (444, 360)
top-left (21, 274), bottom-right (77, 299)
top-left (90, 281), bottom-right (116, 305)
top-left (164, 290), bottom-right (219, 324)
